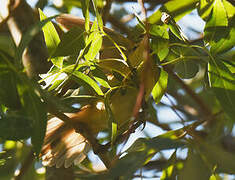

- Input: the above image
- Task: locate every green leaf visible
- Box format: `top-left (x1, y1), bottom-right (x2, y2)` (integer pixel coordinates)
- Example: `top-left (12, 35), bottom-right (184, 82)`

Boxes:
top-left (16, 78), bottom-right (47, 156)
top-left (52, 27), bottom-right (85, 57)
top-left (160, 151), bottom-right (178, 180)
top-left (197, 140), bottom-right (235, 174)
top-left (0, 35), bottom-right (15, 57)
top-left (208, 59), bottom-right (235, 120)
top-left (151, 38), bottom-right (169, 61)
top-left (178, 148), bottom-right (211, 180)
top-left (61, 95), bottom-right (101, 108)
top-left (174, 59), bottom-right (199, 79)
top-left (223, 0), bottom-right (235, 19)
top-left (210, 16), bottom-right (235, 54)
top-left (108, 151), bottom-right (148, 179)
top-left (209, 174), bottom-right (223, 180)
top-left (152, 69), bottom-right (168, 104)
top-left (207, 0), bottom-right (228, 27)
top-left (92, 68), bottom-right (111, 88)
top-left (204, 0), bottom-right (228, 50)
top-left (64, 67), bottom-right (104, 95)
top-left (96, 59), bottom-right (130, 77)
top-left (128, 41), bottom-right (145, 67)
top-left (84, 31), bottom-right (103, 61)
top-left (39, 9), bottom-right (63, 68)
top-left (0, 113), bottom-right (32, 140)
top-left (197, 0), bottom-right (215, 21)
top-left (39, 9), bottom-right (60, 56)
top-left (166, 45), bottom-right (200, 79)
top-left (127, 128), bottom-right (185, 153)
top-left (16, 16), bottom-right (56, 62)
top-left (81, 0), bottom-right (90, 32)
top-left (148, 0), bottom-right (198, 24)
top-left (104, 94), bottom-right (117, 144)
top-left (150, 25), bottom-right (169, 39)
top-left (91, 0), bottom-right (103, 32)
top-left (0, 56), bottom-right (21, 109)
top-left (150, 25), bottom-right (169, 61)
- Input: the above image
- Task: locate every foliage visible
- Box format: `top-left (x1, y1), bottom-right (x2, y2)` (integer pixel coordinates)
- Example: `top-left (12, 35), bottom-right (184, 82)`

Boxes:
top-left (0, 0), bottom-right (234, 179)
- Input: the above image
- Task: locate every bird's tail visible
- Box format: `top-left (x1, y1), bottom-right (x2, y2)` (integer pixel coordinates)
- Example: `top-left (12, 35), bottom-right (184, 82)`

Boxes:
top-left (40, 116), bottom-right (90, 168)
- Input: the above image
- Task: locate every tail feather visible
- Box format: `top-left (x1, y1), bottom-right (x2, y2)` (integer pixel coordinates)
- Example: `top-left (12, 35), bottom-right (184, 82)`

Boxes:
top-left (41, 116), bottom-right (90, 168)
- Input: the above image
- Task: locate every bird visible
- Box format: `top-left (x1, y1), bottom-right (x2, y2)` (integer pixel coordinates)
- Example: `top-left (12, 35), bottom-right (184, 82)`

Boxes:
top-left (40, 87), bottom-right (138, 168)
top-left (40, 13), bottom-right (159, 168)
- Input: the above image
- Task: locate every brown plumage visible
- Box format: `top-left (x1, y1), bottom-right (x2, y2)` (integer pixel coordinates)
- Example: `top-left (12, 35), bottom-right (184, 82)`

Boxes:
top-left (41, 103), bottom-right (106, 168)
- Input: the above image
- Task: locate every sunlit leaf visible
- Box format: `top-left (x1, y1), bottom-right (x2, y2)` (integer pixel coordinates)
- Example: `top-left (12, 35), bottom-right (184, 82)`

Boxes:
top-left (64, 67), bottom-right (104, 95)
top-left (84, 31), bottom-right (103, 61)
top-left (223, 0), bottom-right (235, 19)
top-left (39, 9), bottom-right (60, 56)
top-left (208, 59), bottom-right (235, 120)
top-left (209, 174), bottom-right (223, 180)
top-left (91, 0), bottom-right (103, 31)
top-left (39, 9), bottom-right (63, 68)
top-left (204, 0), bottom-right (229, 51)
top-left (197, 0), bottom-right (215, 21)
top-left (152, 69), bottom-right (168, 104)
top-left (210, 16), bottom-right (235, 54)
top-left (150, 25), bottom-right (169, 61)
top-left (81, 0), bottom-right (90, 32)
top-left (161, 165), bottom-right (174, 180)
top-left (160, 151), bottom-right (177, 180)
top-left (148, 0), bottom-right (198, 24)
top-left (16, 16), bottom-right (56, 62)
